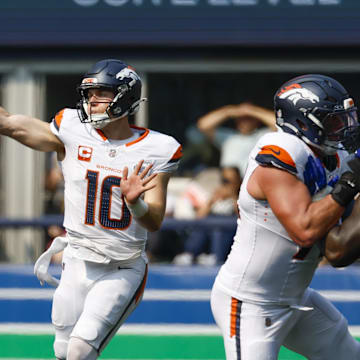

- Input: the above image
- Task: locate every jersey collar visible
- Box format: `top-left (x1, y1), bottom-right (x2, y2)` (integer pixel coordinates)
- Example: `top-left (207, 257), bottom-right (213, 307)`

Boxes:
top-left (95, 125), bottom-right (150, 146)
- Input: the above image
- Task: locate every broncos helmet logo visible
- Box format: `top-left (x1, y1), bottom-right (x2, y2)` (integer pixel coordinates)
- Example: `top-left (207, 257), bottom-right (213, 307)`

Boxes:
top-left (116, 67), bottom-right (140, 88)
top-left (278, 84), bottom-right (320, 105)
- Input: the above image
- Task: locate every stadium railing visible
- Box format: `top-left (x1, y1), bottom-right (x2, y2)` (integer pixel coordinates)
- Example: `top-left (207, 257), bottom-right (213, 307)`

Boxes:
top-left (0, 215), bottom-right (238, 231)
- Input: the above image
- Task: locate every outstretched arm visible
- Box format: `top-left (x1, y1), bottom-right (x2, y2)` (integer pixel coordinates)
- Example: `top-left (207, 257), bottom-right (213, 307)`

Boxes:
top-left (0, 106), bottom-right (64, 153)
top-left (324, 197), bottom-right (360, 267)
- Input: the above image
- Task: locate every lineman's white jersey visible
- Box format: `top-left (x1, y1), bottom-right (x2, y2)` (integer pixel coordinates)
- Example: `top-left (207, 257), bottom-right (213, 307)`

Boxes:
top-left (50, 108), bottom-right (182, 262)
top-left (214, 130), bottom-right (350, 306)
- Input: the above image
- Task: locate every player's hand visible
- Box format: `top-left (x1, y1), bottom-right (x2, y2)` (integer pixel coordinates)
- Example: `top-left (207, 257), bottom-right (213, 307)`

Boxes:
top-left (34, 236), bottom-right (68, 287)
top-left (330, 149), bottom-right (360, 207)
top-left (121, 160), bottom-right (157, 204)
top-left (331, 151), bottom-right (360, 207)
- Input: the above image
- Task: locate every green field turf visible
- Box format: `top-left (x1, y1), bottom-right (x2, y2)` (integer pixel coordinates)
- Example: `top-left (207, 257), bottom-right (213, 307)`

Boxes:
top-left (2, 334), bottom-right (359, 359)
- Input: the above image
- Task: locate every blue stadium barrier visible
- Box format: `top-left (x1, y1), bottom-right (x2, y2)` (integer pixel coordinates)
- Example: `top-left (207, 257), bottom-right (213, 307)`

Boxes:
top-left (0, 216), bottom-right (359, 327)
top-left (0, 215), bottom-right (238, 231)
top-left (0, 264), bottom-right (360, 325)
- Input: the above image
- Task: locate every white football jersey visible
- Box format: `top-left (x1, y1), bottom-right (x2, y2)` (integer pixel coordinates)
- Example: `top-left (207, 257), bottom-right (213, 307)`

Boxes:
top-left (50, 108), bottom-right (182, 262)
top-left (215, 130), bottom-right (350, 306)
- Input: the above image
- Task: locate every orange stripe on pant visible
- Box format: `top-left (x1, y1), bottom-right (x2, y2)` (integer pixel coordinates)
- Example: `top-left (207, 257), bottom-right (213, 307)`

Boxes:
top-left (230, 297), bottom-right (239, 338)
top-left (230, 297), bottom-right (242, 360)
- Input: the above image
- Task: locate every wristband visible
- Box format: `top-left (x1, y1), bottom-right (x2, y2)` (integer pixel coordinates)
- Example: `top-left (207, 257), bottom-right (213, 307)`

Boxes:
top-left (125, 198), bottom-right (149, 218)
top-left (331, 171), bottom-right (359, 207)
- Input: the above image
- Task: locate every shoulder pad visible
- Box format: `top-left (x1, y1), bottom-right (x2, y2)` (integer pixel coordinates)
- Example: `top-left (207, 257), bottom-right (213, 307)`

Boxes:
top-left (256, 144), bottom-right (297, 174)
top-left (254, 132), bottom-right (312, 176)
top-left (169, 145), bottom-right (183, 163)
top-left (52, 108), bottom-right (66, 131)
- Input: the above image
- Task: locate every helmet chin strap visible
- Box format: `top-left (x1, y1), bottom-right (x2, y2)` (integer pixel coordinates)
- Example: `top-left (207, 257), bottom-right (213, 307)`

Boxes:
top-left (82, 96), bottom-right (147, 130)
top-left (83, 102), bottom-right (126, 129)
top-left (281, 122), bottom-right (340, 156)
top-left (303, 136), bottom-right (339, 156)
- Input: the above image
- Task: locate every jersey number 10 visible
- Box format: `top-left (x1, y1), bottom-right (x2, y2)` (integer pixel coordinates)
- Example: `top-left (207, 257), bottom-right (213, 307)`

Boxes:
top-left (84, 170), bottom-right (131, 229)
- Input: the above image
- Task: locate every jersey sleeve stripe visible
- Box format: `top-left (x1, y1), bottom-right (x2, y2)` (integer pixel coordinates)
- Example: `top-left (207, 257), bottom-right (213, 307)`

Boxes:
top-left (52, 119), bottom-right (59, 132)
top-left (54, 109), bottom-right (65, 131)
top-left (169, 145), bottom-right (183, 163)
top-left (256, 145), bottom-right (297, 174)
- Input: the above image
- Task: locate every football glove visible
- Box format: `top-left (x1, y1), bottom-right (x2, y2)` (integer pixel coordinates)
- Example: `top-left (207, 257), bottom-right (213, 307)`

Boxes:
top-left (331, 150), bottom-right (360, 207)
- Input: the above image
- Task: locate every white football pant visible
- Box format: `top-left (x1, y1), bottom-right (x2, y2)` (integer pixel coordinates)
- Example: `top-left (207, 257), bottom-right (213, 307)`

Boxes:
top-left (52, 246), bottom-right (147, 359)
top-left (211, 283), bottom-right (360, 360)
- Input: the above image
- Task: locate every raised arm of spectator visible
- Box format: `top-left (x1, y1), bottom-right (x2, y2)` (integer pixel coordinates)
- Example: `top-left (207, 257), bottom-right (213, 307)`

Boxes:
top-left (197, 105), bottom-right (236, 140)
top-left (197, 103), bottom-right (276, 140)
top-left (236, 103), bottom-right (276, 131)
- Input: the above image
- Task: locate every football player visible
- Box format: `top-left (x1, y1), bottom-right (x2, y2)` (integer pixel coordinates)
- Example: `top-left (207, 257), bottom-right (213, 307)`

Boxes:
top-left (0, 59), bottom-right (182, 359)
top-left (211, 74), bottom-right (360, 359)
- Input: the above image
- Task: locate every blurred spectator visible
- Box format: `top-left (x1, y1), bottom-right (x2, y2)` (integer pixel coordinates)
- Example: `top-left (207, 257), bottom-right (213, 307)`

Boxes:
top-left (197, 102), bottom-right (276, 177)
top-left (173, 168), bottom-right (221, 220)
top-left (147, 168), bottom-right (222, 263)
top-left (176, 125), bottom-right (221, 176)
top-left (173, 167), bottom-right (241, 266)
top-left (44, 151), bottom-right (65, 263)
top-left (196, 167), bottom-right (241, 219)
top-left (145, 189), bottom-right (184, 263)
top-left (44, 152), bottom-right (64, 214)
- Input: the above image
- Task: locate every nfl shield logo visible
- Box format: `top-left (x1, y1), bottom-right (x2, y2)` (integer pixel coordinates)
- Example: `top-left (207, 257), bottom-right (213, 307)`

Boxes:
top-left (108, 149), bottom-right (117, 158)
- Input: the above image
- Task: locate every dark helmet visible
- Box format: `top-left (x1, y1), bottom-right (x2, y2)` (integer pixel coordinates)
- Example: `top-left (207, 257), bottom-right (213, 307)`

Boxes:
top-left (77, 59), bottom-right (144, 129)
top-left (274, 74), bottom-right (360, 154)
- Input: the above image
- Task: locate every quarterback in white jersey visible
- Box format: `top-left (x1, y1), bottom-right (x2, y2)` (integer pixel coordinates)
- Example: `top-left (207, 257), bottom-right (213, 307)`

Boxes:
top-left (50, 108), bottom-right (180, 262)
top-left (211, 74), bottom-right (360, 359)
top-left (0, 59), bottom-right (182, 360)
